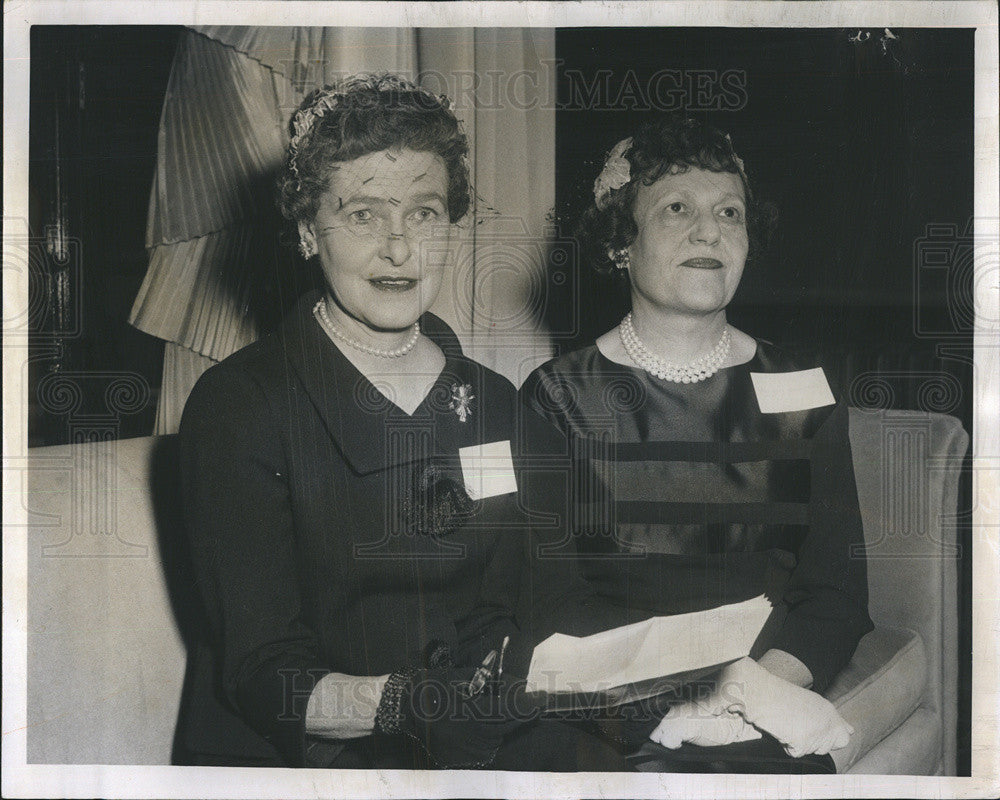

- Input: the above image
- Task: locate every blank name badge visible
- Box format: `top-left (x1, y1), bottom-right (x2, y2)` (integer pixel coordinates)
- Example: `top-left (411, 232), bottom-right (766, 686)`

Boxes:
top-left (459, 440), bottom-right (518, 501)
top-left (750, 367), bottom-right (835, 414)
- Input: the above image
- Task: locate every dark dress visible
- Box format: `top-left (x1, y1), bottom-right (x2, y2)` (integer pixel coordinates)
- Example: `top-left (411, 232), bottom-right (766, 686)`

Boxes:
top-left (520, 341), bottom-right (873, 697)
top-left (177, 291), bottom-right (628, 769)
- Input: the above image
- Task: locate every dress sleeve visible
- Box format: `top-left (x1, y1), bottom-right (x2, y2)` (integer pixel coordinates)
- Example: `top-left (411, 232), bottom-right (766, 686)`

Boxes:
top-left (453, 531), bottom-right (524, 669)
top-left (768, 401), bottom-right (874, 694)
top-left (179, 364), bottom-right (332, 765)
top-left (518, 365), bottom-right (573, 434)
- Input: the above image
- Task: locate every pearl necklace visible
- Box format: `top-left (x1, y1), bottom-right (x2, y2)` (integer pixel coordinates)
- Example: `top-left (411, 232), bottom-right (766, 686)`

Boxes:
top-left (619, 312), bottom-right (731, 383)
top-left (313, 299), bottom-right (420, 358)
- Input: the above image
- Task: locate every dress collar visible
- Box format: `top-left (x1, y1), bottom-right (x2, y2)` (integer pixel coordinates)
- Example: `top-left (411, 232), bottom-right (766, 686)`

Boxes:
top-left (277, 291), bottom-right (468, 475)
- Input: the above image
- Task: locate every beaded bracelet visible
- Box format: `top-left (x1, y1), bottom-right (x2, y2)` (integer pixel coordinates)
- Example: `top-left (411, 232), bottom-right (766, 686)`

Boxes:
top-left (374, 668), bottom-right (417, 735)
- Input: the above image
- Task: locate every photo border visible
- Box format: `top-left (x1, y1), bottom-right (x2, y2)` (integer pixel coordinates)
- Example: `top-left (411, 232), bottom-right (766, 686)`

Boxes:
top-left (4, 2), bottom-right (998, 798)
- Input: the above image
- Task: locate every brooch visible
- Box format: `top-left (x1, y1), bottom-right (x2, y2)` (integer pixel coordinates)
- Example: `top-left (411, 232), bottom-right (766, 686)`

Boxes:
top-left (449, 383), bottom-right (475, 423)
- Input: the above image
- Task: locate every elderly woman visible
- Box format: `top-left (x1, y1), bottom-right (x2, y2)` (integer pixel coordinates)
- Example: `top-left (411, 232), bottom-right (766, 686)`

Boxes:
top-left (520, 116), bottom-right (873, 772)
top-left (178, 74), bottom-right (630, 771)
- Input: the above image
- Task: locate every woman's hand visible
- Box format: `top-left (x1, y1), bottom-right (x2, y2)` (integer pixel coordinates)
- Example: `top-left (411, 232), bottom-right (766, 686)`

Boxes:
top-left (718, 657), bottom-right (853, 757)
top-left (649, 699), bottom-right (762, 749)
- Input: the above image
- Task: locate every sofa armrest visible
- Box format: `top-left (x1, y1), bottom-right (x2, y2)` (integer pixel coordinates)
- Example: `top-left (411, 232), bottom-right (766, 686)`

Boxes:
top-left (825, 626), bottom-right (926, 772)
top-left (847, 409), bottom-right (967, 775)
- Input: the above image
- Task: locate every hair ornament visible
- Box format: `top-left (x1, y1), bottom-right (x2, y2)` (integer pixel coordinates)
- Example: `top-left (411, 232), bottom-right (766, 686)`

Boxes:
top-left (288, 91), bottom-right (339, 189)
top-left (593, 136), bottom-right (633, 210)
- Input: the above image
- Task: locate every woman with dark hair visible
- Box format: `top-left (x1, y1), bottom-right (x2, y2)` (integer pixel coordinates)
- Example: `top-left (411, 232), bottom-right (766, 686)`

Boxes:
top-left (521, 115), bottom-right (873, 771)
top-left (178, 74), bottom-right (629, 771)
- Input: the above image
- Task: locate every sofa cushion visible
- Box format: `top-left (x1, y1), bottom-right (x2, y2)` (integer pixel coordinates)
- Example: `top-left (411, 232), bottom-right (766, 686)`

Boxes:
top-left (824, 625), bottom-right (927, 772)
top-left (27, 436), bottom-right (189, 764)
top-left (846, 706), bottom-right (942, 775)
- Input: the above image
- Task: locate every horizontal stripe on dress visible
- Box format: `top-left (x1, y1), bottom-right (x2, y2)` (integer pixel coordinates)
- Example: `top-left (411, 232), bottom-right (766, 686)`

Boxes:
top-left (574, 458), bottom-right (812, 505)
top-left (577, 500), bottom-right (811, 526)
top-left (583, 439), bottom-right (814, 463)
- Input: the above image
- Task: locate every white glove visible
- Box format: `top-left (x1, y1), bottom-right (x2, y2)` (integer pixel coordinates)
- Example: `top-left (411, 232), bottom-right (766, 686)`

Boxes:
top-left (718, 657), bottom-right (853, 757)
top-left (649, 699), bottom-right (762, 749)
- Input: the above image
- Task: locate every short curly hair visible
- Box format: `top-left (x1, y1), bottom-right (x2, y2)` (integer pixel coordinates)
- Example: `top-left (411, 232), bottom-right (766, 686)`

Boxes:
top-left (577, 115), bottom-right (765, 275)
top-left (277, 74), bottom-right (471, 224)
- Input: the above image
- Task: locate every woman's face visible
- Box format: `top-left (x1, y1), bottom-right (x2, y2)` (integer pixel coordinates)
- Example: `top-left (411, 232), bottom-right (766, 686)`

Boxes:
top-left (626, 165), bottom-right (749, 318)
top-left (300, 148), bottom-right (451, 332)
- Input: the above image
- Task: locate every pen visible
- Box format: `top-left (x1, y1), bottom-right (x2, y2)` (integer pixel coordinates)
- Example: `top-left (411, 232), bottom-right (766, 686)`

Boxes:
top-left (497, 636), bottom-right (510, 684)
top-left (464, 649), bottom-right (497, 697)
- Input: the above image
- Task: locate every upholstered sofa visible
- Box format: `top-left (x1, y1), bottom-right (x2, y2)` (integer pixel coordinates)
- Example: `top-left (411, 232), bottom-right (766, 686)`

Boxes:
top-left (24, 409), bottom-right (966, 773)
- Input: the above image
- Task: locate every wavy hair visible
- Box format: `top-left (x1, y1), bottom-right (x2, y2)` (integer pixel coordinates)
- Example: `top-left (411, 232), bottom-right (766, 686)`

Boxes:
top-left (277, 74), bottom-right (471, 224)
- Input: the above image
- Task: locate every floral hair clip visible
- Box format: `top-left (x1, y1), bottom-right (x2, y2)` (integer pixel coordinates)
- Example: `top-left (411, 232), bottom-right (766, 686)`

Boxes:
top-left (593, 136), bottom-right (633, 210)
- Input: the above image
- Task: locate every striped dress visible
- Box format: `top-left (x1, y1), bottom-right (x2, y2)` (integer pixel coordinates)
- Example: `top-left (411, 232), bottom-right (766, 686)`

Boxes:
top-left (520, 340), bottom-right (873, 695)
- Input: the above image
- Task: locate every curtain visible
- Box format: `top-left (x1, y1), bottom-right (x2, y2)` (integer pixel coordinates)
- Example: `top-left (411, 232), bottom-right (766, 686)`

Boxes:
top-left (129, 27), bottom-right (555, 433)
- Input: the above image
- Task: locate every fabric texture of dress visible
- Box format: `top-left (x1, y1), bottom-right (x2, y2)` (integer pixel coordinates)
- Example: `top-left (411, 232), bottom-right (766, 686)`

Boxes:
top-left (519, 340), bottom-right (873, 696)
top-left (177, 291), bottom-right (625, 768)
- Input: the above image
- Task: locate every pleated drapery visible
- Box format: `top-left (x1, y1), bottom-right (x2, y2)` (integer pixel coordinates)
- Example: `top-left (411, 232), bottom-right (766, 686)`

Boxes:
top-left (130, 26), bottom-right (555, 433)
top-left (144, 32), bottom-right (286, 247)
top-left (143, 27), bottom-right (418, 249)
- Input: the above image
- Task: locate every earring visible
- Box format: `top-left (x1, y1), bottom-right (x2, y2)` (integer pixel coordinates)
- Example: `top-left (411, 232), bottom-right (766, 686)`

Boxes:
top-left (298, 238), bottom-right (316, 259)
top-left (613, 248), bottom-right (630, 271)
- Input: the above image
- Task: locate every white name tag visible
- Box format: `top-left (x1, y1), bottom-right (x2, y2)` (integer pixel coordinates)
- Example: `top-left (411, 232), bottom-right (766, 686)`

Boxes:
top-left (750, 367), bottom-right (835, 413)
top-left (459, 440), bottom-right (518, 500)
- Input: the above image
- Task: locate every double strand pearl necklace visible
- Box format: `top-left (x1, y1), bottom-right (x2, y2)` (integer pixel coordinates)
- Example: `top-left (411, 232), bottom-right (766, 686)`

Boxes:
top-left (619, 312), bottom-right (731, 384)
top-left (313, 298), bottom-right (420, 358)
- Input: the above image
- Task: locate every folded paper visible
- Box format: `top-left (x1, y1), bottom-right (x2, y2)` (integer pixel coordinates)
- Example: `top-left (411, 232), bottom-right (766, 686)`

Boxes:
top-left (526, 595), bottom-right (774, 709)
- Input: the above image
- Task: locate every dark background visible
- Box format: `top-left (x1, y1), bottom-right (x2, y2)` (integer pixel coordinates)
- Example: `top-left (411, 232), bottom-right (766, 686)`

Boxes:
top-left (29, 26), bottom-right (180, 443)
top-left (28, 25), bottom-right (975, 774)
top-left (552, 28), bottom-right (974, 402)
